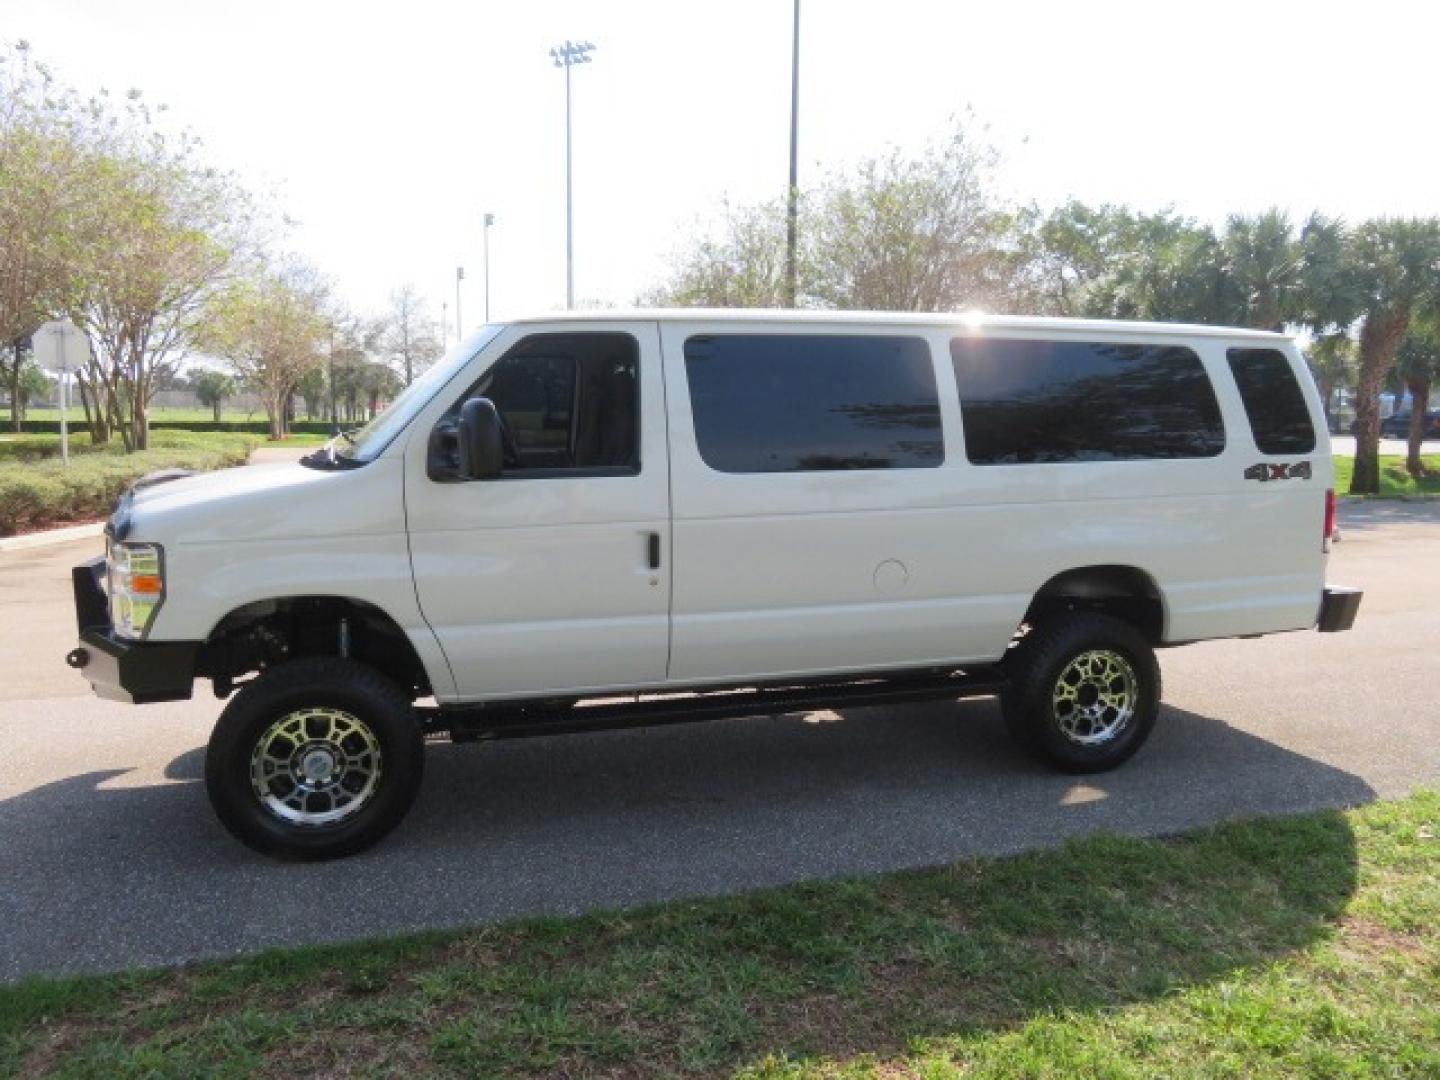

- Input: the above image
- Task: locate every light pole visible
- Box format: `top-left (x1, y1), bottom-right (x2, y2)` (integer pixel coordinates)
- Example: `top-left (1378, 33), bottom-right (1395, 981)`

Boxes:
top-left (784, 0), bottom-right (801, 308)
top-left (483, 212), bottom-right (495, 322)
top-left (328, 322), bottom-right (338, 428)
top-left (455, 266), bottom-right (465, 340)
top-left (550, 40), bottom-right (595, 309)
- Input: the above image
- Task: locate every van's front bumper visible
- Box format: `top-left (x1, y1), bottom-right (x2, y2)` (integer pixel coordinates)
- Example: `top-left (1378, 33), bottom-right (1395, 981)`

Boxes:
top-left (1317, 587), bottom-right (1363, 633)
top-left (66, 556), bottom-right (198, 704)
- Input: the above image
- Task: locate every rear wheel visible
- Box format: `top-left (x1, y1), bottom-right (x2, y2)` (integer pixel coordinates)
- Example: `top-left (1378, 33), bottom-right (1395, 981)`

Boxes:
top-left (205, 658), bottom-right (424, 860)
top-left (1001, 612), bottom-right (1160, 773)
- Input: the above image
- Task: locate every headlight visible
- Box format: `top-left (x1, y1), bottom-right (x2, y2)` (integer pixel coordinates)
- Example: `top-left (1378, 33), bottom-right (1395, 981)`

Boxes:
top-left (107, 540), bottom-right (166, 640)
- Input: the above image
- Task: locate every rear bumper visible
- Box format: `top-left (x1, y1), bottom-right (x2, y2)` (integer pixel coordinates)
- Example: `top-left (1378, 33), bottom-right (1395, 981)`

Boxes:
top-left (1317, 587), bottom-right (1363, 633)
top-left (67, 556), bottom-right (198, 704)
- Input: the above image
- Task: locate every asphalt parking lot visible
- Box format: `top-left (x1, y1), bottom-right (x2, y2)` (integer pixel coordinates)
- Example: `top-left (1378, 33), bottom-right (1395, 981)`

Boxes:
top-left (2, 501), bottom-right (1438, 982)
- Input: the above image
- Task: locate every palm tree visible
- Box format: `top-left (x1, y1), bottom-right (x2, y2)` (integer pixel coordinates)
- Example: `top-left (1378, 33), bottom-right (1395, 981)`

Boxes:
top-left (1395, 318), bottom-right (1440, 477)
top-left (1220, 209), bottom-right (1304, 331)
top-left (1343, 219), bottom-right (1440, 495)
top-left (1306, 333), bottom-right (1356, 428)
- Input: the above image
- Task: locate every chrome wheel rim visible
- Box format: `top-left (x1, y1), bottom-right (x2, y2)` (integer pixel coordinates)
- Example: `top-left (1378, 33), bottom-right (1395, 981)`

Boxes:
top-left (249, 708), bottom-right (382, 827)
top-left (1051, 649), bottom-right (1137, 746)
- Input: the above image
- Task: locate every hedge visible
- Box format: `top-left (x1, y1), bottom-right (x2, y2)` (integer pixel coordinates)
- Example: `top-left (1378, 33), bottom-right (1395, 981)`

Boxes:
top-left (7, 419), bottom-right (335, 436)
top-left (0, 431), bottom-right (260, 536)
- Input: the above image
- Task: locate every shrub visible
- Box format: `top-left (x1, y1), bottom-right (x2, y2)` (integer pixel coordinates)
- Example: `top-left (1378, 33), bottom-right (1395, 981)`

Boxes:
top-left (0, 432), bottom-right (260, 536)
top-left (11, 419), bottom-right (335, 436)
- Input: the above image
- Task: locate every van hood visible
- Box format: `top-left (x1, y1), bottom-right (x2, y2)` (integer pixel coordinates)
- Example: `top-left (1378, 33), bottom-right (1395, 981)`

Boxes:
top-left (117, 458), bottom-right (404, 544)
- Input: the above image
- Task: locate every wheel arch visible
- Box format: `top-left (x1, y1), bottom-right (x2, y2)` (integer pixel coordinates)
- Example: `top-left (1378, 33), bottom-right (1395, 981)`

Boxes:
top-left (1023, 564), bottom-right (1168, 644)
top-left (197, 594), bottom-right (434, 698)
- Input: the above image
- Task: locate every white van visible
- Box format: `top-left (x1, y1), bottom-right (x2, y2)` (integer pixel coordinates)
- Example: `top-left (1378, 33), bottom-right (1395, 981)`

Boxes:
top-left (68, 311), bottom-right (1361, 859)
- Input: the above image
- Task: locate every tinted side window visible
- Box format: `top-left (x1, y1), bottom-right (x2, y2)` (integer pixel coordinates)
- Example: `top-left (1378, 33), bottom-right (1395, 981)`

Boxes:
top-left (950, 337), bottom-right (1224, 464)
top-left (1227, 348), bottom-right (1316, 454)
top-left (684, 334), bottom-right (943, 473)
top-left (450, 332), bottom-right (639, 474)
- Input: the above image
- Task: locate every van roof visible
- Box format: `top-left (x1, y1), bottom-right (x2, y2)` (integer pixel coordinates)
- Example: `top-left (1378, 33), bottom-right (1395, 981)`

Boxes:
top-left (504, 308), bottom-right (1292, 342)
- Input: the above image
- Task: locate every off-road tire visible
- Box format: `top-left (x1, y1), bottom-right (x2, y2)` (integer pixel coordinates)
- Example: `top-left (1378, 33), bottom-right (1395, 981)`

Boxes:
top-left (1001, 612), bottom-right (1161, 773)
top-left (205, 657), bottom-right (424, 860)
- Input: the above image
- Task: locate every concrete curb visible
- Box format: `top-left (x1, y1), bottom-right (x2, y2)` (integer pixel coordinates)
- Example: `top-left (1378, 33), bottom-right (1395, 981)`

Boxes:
top-left (0, 521), bottom-right (104, 553)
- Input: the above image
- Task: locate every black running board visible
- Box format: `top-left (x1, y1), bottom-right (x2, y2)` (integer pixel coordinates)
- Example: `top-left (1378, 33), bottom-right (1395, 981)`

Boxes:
top-left (418, 666), bottom-right (1009, 743)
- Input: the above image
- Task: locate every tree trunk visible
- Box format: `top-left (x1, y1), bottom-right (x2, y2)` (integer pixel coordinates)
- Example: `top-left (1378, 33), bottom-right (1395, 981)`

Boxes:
top-left (8, 345), bottom-right (20, 434)
top-left (212, 400), bottom-right (222, 423)
top-left (1351, 311), bottom-right (1410, 495)
top-left (1408, 377), bottom-right (1432, 478)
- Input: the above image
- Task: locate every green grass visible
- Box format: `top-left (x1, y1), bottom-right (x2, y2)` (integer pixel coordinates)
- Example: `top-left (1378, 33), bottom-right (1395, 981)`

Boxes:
top-left (1334, 454), bottom-right (1440, 498)
top-left (3, 792), bottom-right (1435, 1078)
top-left (0, 430), bottom-right (260, 535)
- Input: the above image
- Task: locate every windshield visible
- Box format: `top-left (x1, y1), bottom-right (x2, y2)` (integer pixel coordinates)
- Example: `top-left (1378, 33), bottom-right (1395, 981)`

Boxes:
top-left (330, 324), bottom-right (505, 463)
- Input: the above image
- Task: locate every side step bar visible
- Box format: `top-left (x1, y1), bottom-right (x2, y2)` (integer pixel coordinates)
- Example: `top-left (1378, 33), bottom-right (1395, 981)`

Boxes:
top-left (418, 666), bottom-right (1009, 743)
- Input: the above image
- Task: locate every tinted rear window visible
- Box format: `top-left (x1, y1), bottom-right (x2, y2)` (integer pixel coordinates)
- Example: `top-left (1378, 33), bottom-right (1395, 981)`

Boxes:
top-left (1226, 348), bottom-right (1316, 455)
top-left (950, 337), bottom-right (1225, 464)
top-left (684, 334), bottom-right (943, 473)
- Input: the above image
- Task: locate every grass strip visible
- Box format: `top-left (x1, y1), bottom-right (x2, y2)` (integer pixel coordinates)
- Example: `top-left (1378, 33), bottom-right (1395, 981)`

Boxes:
top-left (1335, 454), bottom-right (1440, 498)
top-left (3, 791), bottom-right (1435, 1077)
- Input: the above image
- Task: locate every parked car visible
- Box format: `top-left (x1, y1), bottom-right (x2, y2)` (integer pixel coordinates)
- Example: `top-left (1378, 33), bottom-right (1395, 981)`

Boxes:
top-left (1348, 410), bottom-right (1440, 437)
top-left (68, 311), bottom-right (1361, 859)
top-left (1381, 409), bottom-right (1440, 438)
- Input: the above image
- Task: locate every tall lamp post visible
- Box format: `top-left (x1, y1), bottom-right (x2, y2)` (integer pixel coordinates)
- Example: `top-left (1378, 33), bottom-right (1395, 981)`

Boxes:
top-left (550, 40), bottom-right (595, 309)
top-left (483, 212), bottom-right (496, 322)
top-left (455, 266), bottom-right (465, 340)
top-left (328, 322), bottom-right (338, 427)
top-left (784, 0), bottom-right (801, 308)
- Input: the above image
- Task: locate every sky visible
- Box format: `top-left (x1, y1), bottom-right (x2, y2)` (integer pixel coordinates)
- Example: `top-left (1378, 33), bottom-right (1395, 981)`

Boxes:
top-left (5, 0), bottom-right (1440, 337)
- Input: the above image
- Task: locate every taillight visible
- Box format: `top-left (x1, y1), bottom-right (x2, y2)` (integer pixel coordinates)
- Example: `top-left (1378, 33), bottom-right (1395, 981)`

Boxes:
top-left (1323, 488), bottom-right (1337, 549)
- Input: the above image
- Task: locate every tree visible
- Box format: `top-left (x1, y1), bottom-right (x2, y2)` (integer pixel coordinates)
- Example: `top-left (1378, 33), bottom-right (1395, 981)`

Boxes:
top-left (6, 360), bottom-right (52, 420)
top-left (1305, 333), bottom-right (1356, 426)
top-left (1344, 219), bottom-right (1440, 494)
top-left (70, 114), bottom-right (251, 450)
top-left (191, 368), bottom-right (234, 423)
top-left (1014, 203), bottom-right (1238, 324)
top-left (0, 42), bottom-right (256, 449)
top-left (643, 198), bottom-right (795, 308)
top-left (1218, 209), bottom-right (1306, 331)
top-left (380, 285), bottom-right (442, 386)
top-left (294, 366), bottom-right (327, 420)
top-left (1395, 318), bottom-right (1440, 477)
top-left (0, 43), bottom-right (90, 432)
top-left (647, 117), bottom-right (1013, 313)
top-left (202, 259), bottom-right (330, 439)
top-left (806, 123), bottom-right (1015, 312)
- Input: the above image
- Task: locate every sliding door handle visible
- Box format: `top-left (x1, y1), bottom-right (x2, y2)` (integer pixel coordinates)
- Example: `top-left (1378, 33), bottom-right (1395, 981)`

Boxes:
top-left (647, 532), bottom-right (661, 570)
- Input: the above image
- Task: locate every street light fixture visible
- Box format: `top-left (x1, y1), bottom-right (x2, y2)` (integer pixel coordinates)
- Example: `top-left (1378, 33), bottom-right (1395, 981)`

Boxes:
top-left (550, 39), bottom-right (596, 309)
top-left (483, 212), bottom-right (496, 322)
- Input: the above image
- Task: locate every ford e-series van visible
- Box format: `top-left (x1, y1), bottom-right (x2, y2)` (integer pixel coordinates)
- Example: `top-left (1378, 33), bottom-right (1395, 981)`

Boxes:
top-left (68, 311), bottom-right (1361, 859)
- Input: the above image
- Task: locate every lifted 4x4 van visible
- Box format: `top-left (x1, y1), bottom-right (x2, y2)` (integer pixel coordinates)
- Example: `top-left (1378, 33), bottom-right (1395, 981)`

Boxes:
top-left (68, 311), bottom-right (1362, 859)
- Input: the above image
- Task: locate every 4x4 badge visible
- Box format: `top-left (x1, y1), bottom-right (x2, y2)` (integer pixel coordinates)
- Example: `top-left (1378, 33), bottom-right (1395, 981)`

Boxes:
top-left (1244, 461), bottom-right (1312, 482)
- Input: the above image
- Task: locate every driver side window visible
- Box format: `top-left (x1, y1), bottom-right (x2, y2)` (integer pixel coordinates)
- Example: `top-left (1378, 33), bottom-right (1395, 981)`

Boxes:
top-left (440, 332), bottom-right (640, 477)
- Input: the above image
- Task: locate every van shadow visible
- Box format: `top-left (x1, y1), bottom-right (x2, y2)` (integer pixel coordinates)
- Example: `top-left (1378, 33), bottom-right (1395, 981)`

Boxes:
top-left (0, 698), bottom-right (1369, 992)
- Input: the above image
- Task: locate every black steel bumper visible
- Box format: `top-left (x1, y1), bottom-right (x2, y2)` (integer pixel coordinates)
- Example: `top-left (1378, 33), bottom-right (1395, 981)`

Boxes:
top-left (1317, 587), bottom-right (1363, 633)
top-left (66, 556), bottom-right (198, 704)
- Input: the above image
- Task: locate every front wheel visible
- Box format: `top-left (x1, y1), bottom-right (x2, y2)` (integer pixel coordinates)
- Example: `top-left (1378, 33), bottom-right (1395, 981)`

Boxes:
top-left (205, 658), bottom-right (424, 860)
top-left (1001, 613), bottom-right (1161, 773)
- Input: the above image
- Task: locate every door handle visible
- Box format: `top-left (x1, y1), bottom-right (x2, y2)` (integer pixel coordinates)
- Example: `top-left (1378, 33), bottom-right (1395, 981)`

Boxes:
top-left (647, 532), bottom-right (661, 570)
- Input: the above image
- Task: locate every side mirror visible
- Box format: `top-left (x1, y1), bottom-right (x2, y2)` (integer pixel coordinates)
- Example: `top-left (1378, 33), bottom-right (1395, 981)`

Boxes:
top-left (457, 397), bottom-right (504, 480)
